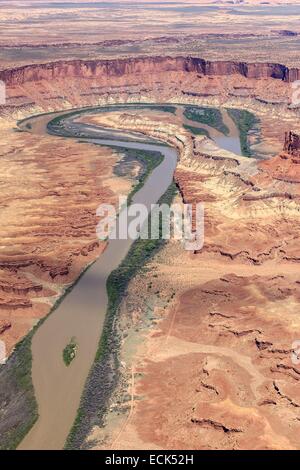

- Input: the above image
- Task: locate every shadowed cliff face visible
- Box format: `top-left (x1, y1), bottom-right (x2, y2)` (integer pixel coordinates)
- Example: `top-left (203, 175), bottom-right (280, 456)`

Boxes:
top-left (0, 56), bottom-right (299, 86)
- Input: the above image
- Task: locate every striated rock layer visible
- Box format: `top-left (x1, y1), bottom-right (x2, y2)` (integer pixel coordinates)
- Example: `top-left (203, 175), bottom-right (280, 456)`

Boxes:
top-left (1, 57), bottom-right (300, 85)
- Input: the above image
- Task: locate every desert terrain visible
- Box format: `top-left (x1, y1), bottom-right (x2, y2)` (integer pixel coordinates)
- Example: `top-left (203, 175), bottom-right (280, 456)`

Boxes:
top-left (2, 1), bottom-right (300, 69)
top-left (0, 0), bottom-right (300, 453)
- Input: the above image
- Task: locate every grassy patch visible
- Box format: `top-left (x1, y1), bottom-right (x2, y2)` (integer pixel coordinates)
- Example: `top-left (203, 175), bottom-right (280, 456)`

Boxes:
top-left (65, 182), bottom-right (177, 449)
top-left (148, 105), bottom-right (176, 114)
top-left (63, 338), bottom-right (78, 366)
top-left (226, 108), bottom-right (260, 157)
top-left (183, 106), bottom-right (229, 135)
top-left (3, 102), bottom-right (172, 450)
top-left (183, 124), bottom-right (210, 137)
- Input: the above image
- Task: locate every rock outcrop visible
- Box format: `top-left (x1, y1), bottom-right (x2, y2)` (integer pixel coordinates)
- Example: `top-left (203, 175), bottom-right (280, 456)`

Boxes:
top-left (0, 58), bottom-right (299, 449)
top-left (284, 131), bottom-right (300, 157)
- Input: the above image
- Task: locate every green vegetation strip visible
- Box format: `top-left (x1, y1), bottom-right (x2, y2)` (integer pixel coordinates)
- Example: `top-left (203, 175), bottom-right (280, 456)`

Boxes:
top-left (183, 106), bottom-right (229, 135)
top-left (112, 147), bottom-right (164, 205)
top-left (65, 182), bottom-right (177, 449)
top-left (226, 108), bottom-right (260, 157)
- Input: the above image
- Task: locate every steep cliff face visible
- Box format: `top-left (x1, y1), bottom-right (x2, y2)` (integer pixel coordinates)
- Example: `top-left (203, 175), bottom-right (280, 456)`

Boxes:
top-left (0, 56), bottom-right (299, 87)
top-left (284, 130), bottom-right (300, 157)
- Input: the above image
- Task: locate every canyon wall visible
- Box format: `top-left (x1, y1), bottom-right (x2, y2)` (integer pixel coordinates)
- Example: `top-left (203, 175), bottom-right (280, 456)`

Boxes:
top-left (0, 56), bottom-right (300, 87)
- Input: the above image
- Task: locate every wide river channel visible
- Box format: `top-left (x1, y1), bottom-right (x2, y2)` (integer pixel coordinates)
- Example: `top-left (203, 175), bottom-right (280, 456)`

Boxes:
top-left (18, 106), bottom-right (242, 450)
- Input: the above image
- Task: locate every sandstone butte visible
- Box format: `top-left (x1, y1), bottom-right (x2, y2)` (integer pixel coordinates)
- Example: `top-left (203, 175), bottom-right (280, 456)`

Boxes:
top-left (0, 55), bottom-right (300, 449)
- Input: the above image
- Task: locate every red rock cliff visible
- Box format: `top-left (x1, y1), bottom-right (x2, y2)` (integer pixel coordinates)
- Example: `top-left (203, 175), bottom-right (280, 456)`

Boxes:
top-left (0, 56), bottom-right (299, 86)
